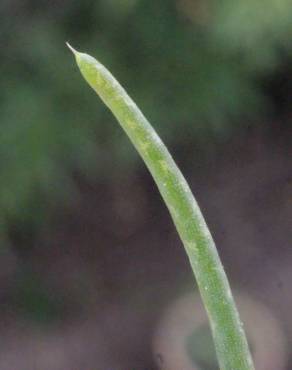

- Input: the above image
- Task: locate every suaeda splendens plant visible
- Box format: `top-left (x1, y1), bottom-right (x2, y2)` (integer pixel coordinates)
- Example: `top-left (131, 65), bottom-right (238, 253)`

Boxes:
top-left (67, 43), bottom-right (255, 370)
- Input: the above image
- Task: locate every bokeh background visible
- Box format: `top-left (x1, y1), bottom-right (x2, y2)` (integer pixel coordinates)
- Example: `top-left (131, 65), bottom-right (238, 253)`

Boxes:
top-left (0, 0), bottom-right (292, 369)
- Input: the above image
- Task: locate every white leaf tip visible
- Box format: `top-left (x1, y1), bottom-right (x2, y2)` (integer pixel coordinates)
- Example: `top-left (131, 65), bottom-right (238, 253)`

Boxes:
top-left (66, 42), bottom-right (78, 55)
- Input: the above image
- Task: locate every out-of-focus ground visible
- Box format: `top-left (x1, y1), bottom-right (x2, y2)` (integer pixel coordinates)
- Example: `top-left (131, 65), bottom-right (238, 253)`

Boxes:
top-left (0, 123), bottom-right (291, 369)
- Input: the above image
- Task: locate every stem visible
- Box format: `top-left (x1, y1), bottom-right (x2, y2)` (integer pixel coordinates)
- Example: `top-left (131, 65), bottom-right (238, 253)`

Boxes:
top-left (67, 43), bottom-right (254, 370)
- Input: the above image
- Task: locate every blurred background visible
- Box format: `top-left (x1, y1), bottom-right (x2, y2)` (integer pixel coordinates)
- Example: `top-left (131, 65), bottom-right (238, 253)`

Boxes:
top-left (0, 0), bottom-right (292, 369)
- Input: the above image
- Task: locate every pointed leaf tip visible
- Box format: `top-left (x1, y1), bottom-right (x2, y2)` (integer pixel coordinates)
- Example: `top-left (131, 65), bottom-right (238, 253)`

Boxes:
top-left (66, 42), bottom-right (79, 55)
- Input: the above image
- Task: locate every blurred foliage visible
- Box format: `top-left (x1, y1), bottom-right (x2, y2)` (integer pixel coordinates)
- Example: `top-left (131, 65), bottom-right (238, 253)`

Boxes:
top-left (11, 269), bottom-right (65, 323)
top-left (0, 0), bottom-right (292, 240)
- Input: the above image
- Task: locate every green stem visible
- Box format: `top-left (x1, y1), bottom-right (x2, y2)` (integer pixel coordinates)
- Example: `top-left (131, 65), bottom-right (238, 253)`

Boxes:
top-left (67, 43), bottom-right (254, 370)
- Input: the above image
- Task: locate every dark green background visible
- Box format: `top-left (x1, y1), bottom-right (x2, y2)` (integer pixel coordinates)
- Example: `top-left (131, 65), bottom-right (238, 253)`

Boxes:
top-left (1, 0), bottom-right (291, 238)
